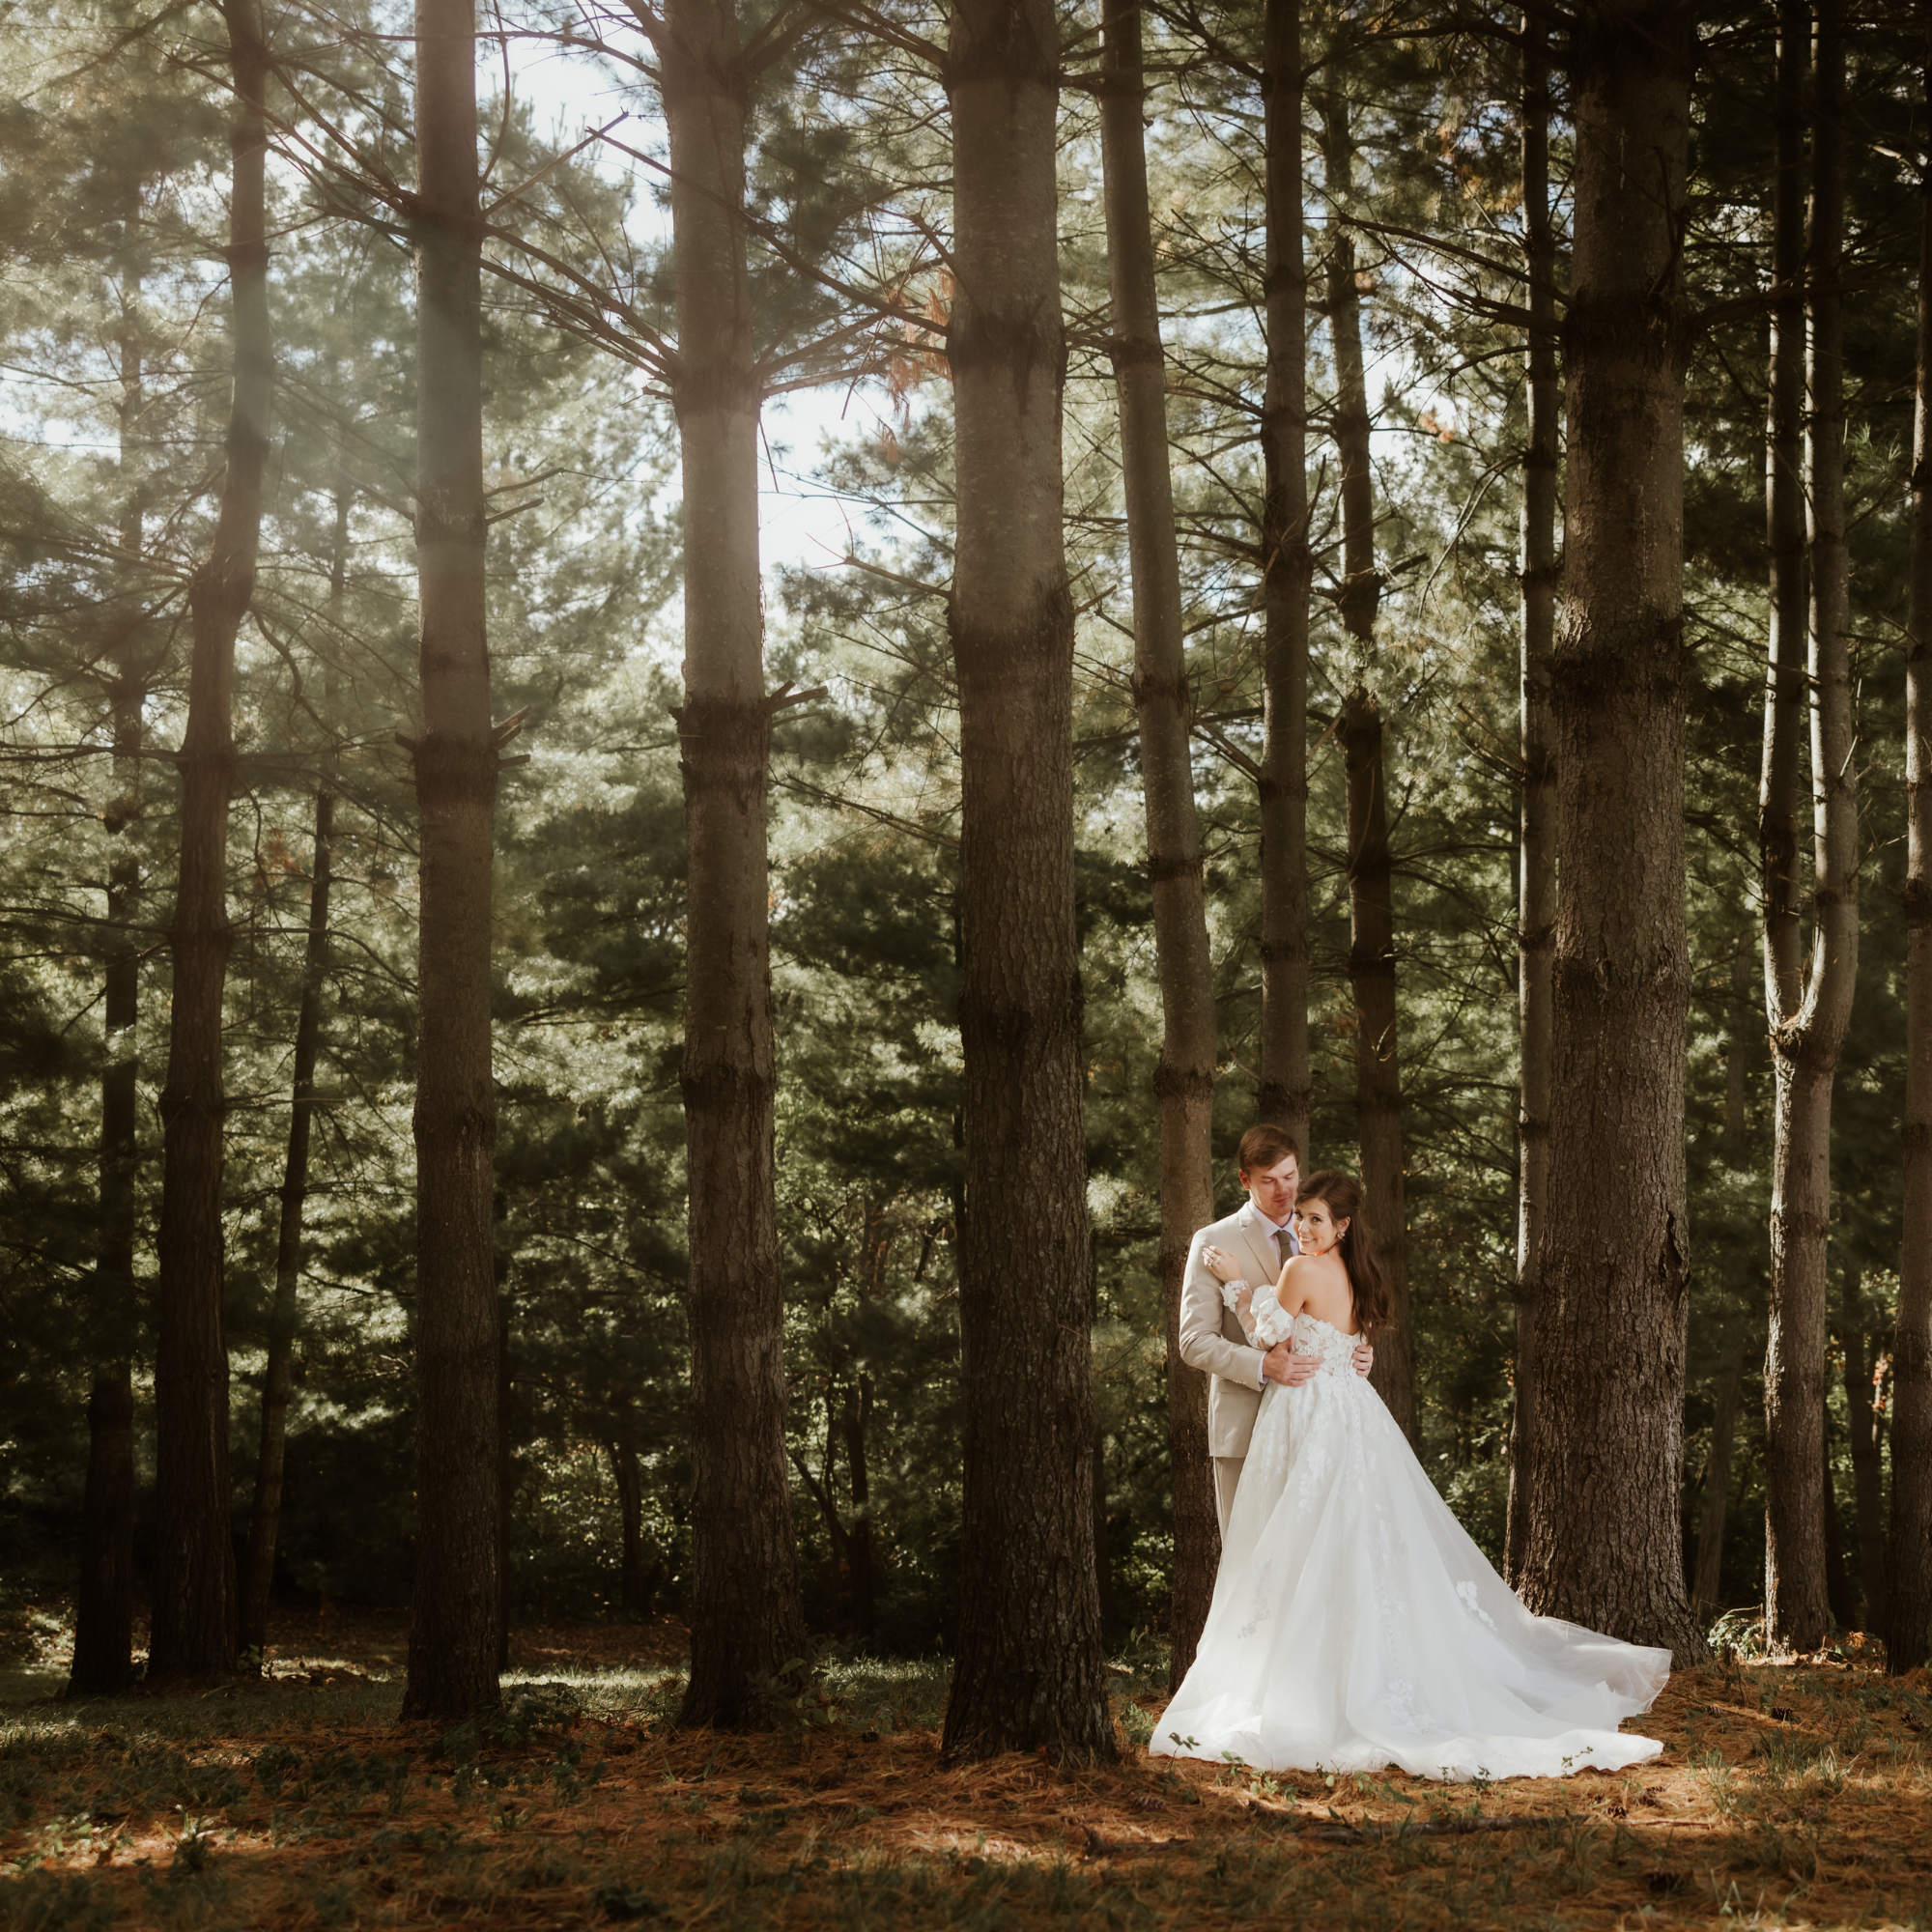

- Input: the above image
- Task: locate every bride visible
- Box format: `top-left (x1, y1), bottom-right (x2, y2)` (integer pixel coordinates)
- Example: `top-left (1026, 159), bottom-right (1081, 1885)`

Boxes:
top-left (1151, 1170), bottom-right (1671, 1782)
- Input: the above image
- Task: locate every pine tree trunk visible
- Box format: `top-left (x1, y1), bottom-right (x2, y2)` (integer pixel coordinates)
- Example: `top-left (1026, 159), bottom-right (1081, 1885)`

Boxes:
top-left (608, 1437), bottom-right (645, 1616)
top-left (1839, 1270), bottom-right (1888, 1633)
top-left (658, 0), bottom-right (804, 1730)
top-left (1321, 90), bottom-right (1414, 1446)
top-left (71, 1371), bottom-right (135, 1695)
top-left (1765, 0), bottom-right (1859, 1659)
top-left (238, 487), bottom-right (346, 1666)
top-left (1822, 1415), bottom-right (1855, 1633)
top-left (1506, 9), bottom-right (1557, 1592)
top-left (1894, 0), bottom-right (1932, 1679)
top-left (1092, 1417), bottom-right (1112, 1634)
top-left (841, 1380), bottom-right (876, 1638)
top-left (1723, 922), bottom-right (1753, 1162)
top-left (1098, 0), bottom-right (1217, 1687)
top-left (149, 0), bottom-right (272, 1683)
top-left (939, 0), bottom-right (1112, 1766)
top-left (495, 1280), bottom-right (513, 1673)
top-left (1519, 0), bottom-right (1706, 1662)
top-left (1257, 0), bottom-right (1313, 1149)
top-left (794, 1396), bottom-right (857, 1617)
top-left (1691, 1348), bottom-right (1743, 1619)
top-left (71, 223), bottom-right (147, 1697)
top-left (1762, 0), bottom-right (1808, 1026)
top-left (400, 0), bottom-right (502, 1721)
top-left (238, 786), bottom-right (333, 1662)
top-left (1756, 0), bottom-right (1818, 1653)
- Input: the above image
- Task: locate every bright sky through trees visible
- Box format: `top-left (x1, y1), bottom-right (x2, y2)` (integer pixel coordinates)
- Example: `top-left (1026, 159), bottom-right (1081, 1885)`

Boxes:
top-left (500, 22), bottom-right (897, 583)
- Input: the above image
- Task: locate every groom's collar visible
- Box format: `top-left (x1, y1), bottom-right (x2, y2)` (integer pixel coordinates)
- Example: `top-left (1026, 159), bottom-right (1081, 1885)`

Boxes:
top-left (1241, 1199), bottom-right (1292, 1240)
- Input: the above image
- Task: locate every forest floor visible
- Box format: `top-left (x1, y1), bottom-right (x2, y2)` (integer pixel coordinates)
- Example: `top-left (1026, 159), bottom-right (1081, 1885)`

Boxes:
top-left (2, 1608), bottom-right (1930, 1930)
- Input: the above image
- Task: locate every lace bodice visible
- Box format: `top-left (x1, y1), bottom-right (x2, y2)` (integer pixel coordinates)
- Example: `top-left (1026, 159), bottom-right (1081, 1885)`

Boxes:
top-left (1286, 1310), bottom-right (1362, 1376)
top-left (1247, 1280), bottom-right (1360, 1371)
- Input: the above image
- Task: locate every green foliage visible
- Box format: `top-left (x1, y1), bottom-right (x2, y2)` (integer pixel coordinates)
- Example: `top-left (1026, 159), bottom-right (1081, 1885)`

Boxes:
top-left (0, 0), bottom-right (1917, 1657)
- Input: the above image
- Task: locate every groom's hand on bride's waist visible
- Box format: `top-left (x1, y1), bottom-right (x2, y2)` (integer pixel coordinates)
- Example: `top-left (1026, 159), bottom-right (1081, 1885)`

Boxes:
top-left (1261, 1340), bottom-right (1377, 1384)
top-left (1262, 1342), bottom-right (1319, 1387)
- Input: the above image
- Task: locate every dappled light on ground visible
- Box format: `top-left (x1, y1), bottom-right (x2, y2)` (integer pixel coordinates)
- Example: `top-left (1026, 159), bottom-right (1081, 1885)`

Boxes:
top-left (3, 1617), bottom-right (1931, 1928)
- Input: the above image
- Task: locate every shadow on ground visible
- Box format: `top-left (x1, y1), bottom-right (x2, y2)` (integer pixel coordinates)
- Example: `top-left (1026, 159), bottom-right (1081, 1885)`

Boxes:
top-left (3, 1613), bottom-right (1931, 1929)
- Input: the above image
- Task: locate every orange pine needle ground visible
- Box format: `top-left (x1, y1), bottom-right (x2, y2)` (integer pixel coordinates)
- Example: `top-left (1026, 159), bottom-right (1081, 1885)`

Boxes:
top-left (4, 1610), bottom-right (1930, 1930)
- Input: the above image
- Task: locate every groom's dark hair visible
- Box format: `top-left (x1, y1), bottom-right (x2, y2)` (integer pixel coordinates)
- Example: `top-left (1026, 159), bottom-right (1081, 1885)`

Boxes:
top-left (1236, 1123), bottom-right (1300, 1174)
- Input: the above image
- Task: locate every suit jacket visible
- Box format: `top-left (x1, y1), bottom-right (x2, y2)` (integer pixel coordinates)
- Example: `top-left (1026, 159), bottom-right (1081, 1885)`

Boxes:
top-left (1178, 1200), bottom-right (1297, 1459)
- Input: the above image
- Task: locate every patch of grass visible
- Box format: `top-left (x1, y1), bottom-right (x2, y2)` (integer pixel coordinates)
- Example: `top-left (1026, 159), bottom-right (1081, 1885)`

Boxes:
top-left (1113, 1698), bottom-right (1153, 1748)
top-left (1750, 1726), bottom-right (1839, 1780)
top-left (0, 1870), bottom-right (116, 1932)
top-left (818, 1652), bottom-right (952, 1735)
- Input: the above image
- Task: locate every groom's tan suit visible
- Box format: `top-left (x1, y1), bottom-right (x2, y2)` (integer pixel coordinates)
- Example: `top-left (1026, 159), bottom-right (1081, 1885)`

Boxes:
top-left (1178, 1200), bottom-right (1297, 1538)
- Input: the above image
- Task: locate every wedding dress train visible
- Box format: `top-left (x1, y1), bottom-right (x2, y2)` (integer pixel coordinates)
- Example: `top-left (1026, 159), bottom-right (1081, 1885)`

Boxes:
top-left (1151, 1310), bottom-right (1672, 1781)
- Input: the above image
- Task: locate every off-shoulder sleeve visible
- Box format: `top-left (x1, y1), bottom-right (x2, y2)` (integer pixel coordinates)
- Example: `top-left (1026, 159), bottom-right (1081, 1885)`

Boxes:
top-left (1248, 1278), bottom-right (1294, 1347)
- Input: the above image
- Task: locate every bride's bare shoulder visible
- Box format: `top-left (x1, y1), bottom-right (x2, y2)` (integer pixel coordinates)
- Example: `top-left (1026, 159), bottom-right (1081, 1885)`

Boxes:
top-left (1274, 1254), bottom-right (1318, 1306)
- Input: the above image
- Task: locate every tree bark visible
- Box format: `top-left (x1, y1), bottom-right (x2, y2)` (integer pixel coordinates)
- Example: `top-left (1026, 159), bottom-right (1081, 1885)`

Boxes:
top-left (1097, 0), bottom-right (1217, 1687)
top-left (71, 1373), bottom-right (135, 1695)
top-left (1839, 1270), bottom-right (1888, 1634)
top-left (793, 1404), bottom-right (854, 1604)
top-left (1723, 921), bottom-right (1754, 1163)
top-left (1757, 0), bottom-right (1816, 1652)
top-left (1320, 88), bottom-right (1414, 1447)
top-left (938, 0), bottom-right (1112, 1766)
top-left (400, 0), bottom-right (502, 1721)
top-left (149, 0), bottom-right (272, 1684)
top-left (238, 486), bottom-right (347, 1667)
top-left (1519, 0), bottom-right (1706, 1662)
top-left (1691, 1348), bottom-right (1743, 1619)
top-left (1764, 0), bottom-right (1860, 1659)
top-left (1506, 9), bottom-right (1557, 1592)
top-left (495, 1275), bottom-right (513, 1673)
top-left (608, 1436), bottom-right (647, 1615)
top-left (1256, 0), bottom-right (1313, 1149)
top-left (655, 0), bottom-right (804, 1730)
top-left (840, 1379), bottom-right (877, 1638)
top-left (1092, 1416), bottom-right (1112, 1634)
top-left (1895, 1), bottom-right (1932, 1680)
top-left (1822, 1413), bottom-right (1855, 1633)
top-left (71, 202), bottom-right (148, 1698)
top-left (1761, 0), bottom-right (1808, 1028)
top-left (238, 787), bottom-right (333, 1662)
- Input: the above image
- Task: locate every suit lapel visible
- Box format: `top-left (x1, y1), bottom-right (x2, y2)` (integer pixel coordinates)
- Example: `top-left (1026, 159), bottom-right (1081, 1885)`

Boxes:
top-left (1235, 1203), bottom-right (1280, 1286)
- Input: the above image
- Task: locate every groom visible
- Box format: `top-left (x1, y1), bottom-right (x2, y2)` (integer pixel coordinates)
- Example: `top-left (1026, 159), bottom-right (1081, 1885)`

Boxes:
top-left (1179, 1124), bottom-right (1375, 1537)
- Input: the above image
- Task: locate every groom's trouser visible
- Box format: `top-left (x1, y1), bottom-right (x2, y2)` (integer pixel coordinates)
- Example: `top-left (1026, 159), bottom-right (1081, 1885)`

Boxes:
top-left (1213, 1457), bottom-right (1243, 1541)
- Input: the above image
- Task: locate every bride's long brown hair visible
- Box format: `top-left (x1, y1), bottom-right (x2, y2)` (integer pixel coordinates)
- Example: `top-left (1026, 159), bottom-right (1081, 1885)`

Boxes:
top-left (1297, 1170), bottom-right (1390, 1338)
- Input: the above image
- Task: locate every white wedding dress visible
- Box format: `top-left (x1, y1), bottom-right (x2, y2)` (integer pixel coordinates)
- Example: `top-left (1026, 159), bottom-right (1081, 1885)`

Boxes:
top-left (1151, 1308), bottom-right (1671, 1781)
